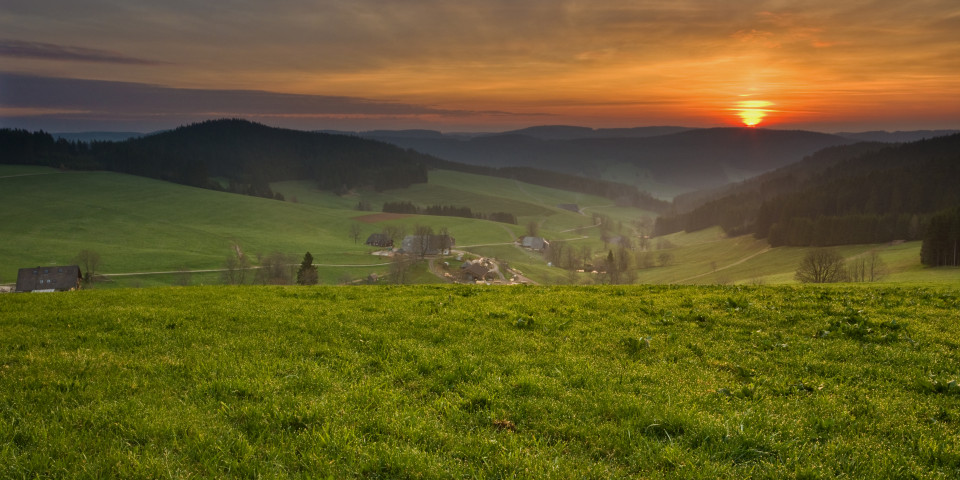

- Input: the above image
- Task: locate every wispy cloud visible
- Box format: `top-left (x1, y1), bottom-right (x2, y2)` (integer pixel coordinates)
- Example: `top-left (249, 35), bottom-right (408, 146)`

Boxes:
top-left (0, 39), bottom-right (167, 65)
top-left (0, 72), bottom-right (526, 120)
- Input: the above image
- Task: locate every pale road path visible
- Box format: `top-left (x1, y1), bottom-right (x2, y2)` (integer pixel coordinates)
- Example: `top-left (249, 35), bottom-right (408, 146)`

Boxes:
top-left (101, 262), bottom-right (393, 278)
top-left (674, 247), bottom-right (772, 284)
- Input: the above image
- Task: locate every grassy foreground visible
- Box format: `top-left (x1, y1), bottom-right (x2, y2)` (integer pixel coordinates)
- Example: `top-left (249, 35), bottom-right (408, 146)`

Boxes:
top-left (2, 285), bottom-right (960, 478)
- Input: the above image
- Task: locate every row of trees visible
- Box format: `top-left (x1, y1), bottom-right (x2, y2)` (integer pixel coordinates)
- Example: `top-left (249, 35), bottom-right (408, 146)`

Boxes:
top-left (795, 249), bottom-right (887, 283)
top-left (382, 201), bottom-right (517, 224)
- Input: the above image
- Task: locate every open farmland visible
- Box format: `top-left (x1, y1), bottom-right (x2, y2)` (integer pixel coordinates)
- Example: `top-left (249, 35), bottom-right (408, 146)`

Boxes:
top-left (2, 285), bottom-right (959, 478)
top-left (3, 165), bottom-right (958, 289)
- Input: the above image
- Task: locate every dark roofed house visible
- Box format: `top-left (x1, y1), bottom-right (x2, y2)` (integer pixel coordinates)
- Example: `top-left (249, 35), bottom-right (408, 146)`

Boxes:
top-left (365, 233), bottom-right (394, 248)
top-left (16, 265), bottom-right (82, 292)
top-left (462, 263), bottom-right (491, 282)
top-left (557, 204), bottom-right (580, 213)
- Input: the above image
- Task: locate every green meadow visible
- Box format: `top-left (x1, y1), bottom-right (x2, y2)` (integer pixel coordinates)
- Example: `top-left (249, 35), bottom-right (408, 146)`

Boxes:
top-left (2, 285), bottom-right (959, 477)
top-left (2, 165), bottom-right (958, 288)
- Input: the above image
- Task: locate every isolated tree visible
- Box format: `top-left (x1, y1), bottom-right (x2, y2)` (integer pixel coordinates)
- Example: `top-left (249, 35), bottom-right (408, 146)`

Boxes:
top-left (848, 251), bottom-right (888, 282)
top-left (349, 223), bottom-right (362, 244)
top-left (657, 251), bottom-right (674, 267)
top-left (391, 253), bottom-right (414, 284)
top-left (795, 248), bottom-right (847, 283)
top-left (605, 250), bottom-right (619, 284)
top-left (255, 252), bottom-right (294, 285)
top-left (222, 248), bottom-right (250, 285)
top-left (296, 252), bottom-right (319, 285)
top-left (617, 246), bottom-right (634, 283)
top-left (383, 224), bottom-right (405, 246)
top-left (74, 249), bottom-right (101, 284)
top-left (438, 226), bottom-right (453, 253)
top-left (413, 224), bottom-right (434, 258)
top-left (526, 221), bottom-right (540, 238)
top-left (866, 251), bottom-right (888, 282)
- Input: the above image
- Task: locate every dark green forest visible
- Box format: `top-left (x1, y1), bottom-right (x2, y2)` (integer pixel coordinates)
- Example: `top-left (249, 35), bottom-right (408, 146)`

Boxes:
top-left (655, 134), bottom-right (960, 262)
top-left (1, 119), bottom-right (666, 212)
top-left (0, 119), bottom-right (431, 197)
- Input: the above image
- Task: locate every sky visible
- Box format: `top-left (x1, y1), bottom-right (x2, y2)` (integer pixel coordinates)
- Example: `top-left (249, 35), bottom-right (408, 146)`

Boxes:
top-left (1, 0), bottom-right (959, 133)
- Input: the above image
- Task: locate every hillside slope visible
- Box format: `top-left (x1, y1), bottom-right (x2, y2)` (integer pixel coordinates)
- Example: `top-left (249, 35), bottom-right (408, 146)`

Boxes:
top-left (0, 166), bottom-right (523, 285)
top-left (657, 134), bottom-right (960, 248)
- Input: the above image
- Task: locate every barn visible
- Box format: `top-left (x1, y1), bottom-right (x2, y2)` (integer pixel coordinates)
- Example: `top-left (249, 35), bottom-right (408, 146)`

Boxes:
top-left (16, 266), bottom-right (83, 292)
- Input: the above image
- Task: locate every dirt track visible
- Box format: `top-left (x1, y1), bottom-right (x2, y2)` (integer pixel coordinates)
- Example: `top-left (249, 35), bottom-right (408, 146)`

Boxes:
top-left (353, 213), bottom-right (413, 223)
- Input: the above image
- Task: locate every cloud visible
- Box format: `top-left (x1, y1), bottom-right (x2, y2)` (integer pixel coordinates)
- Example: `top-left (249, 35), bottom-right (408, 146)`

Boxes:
top-left (0, 72), bottom-right (521, 118)
top-left (0, 39), bottom-right (167, 65)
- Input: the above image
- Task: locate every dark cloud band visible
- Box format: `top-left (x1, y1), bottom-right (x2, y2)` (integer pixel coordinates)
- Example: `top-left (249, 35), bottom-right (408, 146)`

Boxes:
top-left (0, 39), bottom-right (166, 65)
top-left (0, 72), bottom-right (514, 117)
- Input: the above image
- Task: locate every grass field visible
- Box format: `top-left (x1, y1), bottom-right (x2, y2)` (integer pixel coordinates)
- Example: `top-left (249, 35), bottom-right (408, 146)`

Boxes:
top-left (3, 165), bottom-right (958, 288)
top-left (2, 284), bottom-right (959, 477)
top-left (0, 167), bottom-right (558, 286)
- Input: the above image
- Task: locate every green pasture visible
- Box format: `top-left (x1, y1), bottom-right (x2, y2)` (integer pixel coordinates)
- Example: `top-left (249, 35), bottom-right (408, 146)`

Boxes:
top-left (2, 285), bottom-right (959, 477)
top-left (3, 165), bottom-right (957, 288)
top-left (0, 167), bottom-right (523, 285)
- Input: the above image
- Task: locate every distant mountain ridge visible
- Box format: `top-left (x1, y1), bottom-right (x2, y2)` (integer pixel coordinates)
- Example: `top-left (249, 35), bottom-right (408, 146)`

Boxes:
top-left (484, 125), bottom-right (694, 140)
top-left (361, 126), bottom-right (857, 196)
top-left (54, 131), bottom-right (145, 142)
top-left (835, 130), bottom-right (959, 143)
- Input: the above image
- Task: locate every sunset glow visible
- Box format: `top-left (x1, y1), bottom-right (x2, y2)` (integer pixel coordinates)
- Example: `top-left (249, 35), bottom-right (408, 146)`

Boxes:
top-left (736, 100), bottom-right (775, 127)
top-left (1, 1), bottom-right (958, 132)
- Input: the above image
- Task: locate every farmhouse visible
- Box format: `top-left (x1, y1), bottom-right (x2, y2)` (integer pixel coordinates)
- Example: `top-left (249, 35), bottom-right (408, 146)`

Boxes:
top-left (557, 203), bottom-right (580, 213)
top-left (462, 263), bottom-right (492, 282)
top-left (401, 234), bottom-right (455, 255)
top-left (519, 236), bottom-right (550, 252)
top-left (365, 233), bottom-right (394, 248)
top-left (16, 266), bottom-right (82, 292)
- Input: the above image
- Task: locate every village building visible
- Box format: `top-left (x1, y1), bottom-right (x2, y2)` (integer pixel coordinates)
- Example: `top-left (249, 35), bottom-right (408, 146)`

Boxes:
top-left (365, 233), bottom-right (394, 248)
top-left (557, 203), bottom-right (580, 213)
top-left (462, 263), bottom-right (492, 282)
top-left (519, 236), bottom-right (550, 252)
top-left (16, 266), bottom-right (82, 292)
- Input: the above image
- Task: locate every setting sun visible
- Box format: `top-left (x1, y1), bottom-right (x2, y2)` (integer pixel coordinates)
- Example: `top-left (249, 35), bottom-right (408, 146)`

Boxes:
top-left (735, 100), bottom-right (774, 127)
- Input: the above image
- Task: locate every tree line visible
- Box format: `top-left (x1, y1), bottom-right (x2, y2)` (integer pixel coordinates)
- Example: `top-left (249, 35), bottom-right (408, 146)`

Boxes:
top-left (921, 207), bottom-right (960, 267)
top-left (382, 201), bottom-right (517, 224)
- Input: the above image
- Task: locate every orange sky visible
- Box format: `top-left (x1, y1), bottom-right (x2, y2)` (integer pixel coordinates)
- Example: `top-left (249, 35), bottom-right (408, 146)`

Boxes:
top-left (1, 1), bottom-right (959, 132)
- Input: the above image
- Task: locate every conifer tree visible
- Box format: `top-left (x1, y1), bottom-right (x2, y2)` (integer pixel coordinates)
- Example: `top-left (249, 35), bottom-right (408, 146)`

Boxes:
top-left (296, 252), bottom-right (319, 285)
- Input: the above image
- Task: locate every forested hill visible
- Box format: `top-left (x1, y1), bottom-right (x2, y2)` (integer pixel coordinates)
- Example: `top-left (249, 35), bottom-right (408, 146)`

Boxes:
top-left (0, 119), bottom-right (668, 210)
top-left (656, 134), bottom-right (960, 250)
top-left (0, 119), bottom-right (432, 196)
